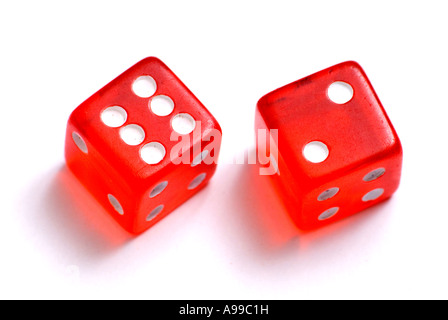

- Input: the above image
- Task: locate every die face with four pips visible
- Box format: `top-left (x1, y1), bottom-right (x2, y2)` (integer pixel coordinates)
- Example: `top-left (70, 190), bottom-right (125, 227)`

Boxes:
top-left (65, 57), bottom-right (222, 234)
top-left (255, 61), bottom-right (402, 230)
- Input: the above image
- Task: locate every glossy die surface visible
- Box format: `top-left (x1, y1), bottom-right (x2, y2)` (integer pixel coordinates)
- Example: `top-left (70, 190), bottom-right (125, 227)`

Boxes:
top-left (65, 57), bottom-right (221, 234)
top-left (255, 61), bottom-right (402, 230)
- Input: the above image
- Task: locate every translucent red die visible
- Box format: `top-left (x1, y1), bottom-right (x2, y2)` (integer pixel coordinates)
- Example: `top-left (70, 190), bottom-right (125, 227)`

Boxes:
top-left (65, 57), bottom-right (222, 234)
top-left (255, 61), bottom-right (402, 230)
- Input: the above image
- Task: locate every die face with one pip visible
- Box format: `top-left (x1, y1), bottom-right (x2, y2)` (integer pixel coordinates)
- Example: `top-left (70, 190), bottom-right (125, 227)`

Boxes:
top-left (256, 61), bottom-right (402, 230)
top-left (65, 57), bottom-right (221, 234)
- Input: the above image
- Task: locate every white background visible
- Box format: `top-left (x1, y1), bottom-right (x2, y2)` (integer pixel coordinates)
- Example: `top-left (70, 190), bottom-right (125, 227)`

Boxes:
top-left (1, 1), bottom-right (447, 300)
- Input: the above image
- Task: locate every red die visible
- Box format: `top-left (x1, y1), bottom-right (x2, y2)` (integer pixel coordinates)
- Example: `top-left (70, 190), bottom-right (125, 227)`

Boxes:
top-left (255, 61), bottom-right (402, 230)
top-left (65, 57), bottom-right (221, 234)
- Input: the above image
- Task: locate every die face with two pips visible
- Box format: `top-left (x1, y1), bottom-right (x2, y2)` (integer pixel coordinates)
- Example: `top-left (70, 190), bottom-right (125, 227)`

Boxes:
top-left (65, 57), bottom-right (222, 234)
top-left (256, 61), bottom-right (402, 230)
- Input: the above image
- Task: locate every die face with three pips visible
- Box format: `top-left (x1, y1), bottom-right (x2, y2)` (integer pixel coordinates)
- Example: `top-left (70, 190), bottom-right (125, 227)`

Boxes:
top-left (65, 58), bottom-right (402, 234)
top-left (255, 61), bottom-right (402, 230)
top-left (65, 57), bottom-right (222, 234)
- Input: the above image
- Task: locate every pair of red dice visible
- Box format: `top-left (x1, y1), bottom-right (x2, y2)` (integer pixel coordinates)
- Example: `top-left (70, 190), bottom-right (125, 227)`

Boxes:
top-left (65, 57), bottom-right (402, 234)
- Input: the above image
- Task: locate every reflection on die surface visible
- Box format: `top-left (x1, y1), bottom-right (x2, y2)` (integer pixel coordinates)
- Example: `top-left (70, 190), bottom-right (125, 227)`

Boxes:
top-left (255, 61), bottom-right (402, 230)
top-left (65, 57), bottom-right (222, 234)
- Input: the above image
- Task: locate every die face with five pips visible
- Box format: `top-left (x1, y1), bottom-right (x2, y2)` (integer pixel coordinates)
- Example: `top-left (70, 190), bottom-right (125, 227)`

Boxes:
top-left (255, 61), bottom-right (402, 230)
top-left (65, 57), bottom-right (222, 234)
